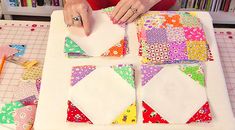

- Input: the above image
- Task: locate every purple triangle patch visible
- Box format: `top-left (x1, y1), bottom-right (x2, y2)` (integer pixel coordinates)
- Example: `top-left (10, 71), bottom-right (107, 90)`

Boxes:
top-left (141, 65), bottom-right (163, 86)
top-left (71, 65), bottom-right (96, 86)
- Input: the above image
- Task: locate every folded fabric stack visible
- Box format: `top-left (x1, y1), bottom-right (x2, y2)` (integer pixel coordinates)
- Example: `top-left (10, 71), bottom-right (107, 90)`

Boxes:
top-left (67, 64), bottom-right (136, 124)
top-left (141, 64), bottom-right (212, 124)
top-left (64, 7), bottom-right (128, 58)
top-left (0, 44), bottom-right (41, 130)
top-left (137, 12), bottom-right (210, 64)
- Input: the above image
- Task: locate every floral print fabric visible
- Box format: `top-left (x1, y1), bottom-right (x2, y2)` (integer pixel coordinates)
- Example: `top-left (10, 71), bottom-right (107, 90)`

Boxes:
top-left (137, 12), bottom-right (210, 64)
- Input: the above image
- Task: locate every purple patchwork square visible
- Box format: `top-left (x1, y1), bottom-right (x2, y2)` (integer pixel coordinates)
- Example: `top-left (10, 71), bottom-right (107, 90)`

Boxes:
top-left (169, 41), bottom-right (188, 61)
top-left (146, 28), bottom-right (167, 44)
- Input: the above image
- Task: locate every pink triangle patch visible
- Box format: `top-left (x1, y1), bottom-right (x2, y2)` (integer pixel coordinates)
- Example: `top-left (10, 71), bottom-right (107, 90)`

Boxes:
top-left (67, 100), bottom-right (93, 124)
top-left (141, 65), bottom-right (163, 86)
top-left (142, 101), bottom-right (168, 124)
top-left (187, 101), bottom-right (212, 123)
top-left (71, 65), bottom-right (96, 86)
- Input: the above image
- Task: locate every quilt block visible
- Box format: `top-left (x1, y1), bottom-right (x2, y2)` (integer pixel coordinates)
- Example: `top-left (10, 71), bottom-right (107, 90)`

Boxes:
top-left (137, 12), bottom-right (210, 64)
top-left (67, 65), bottom-right (136, 124)
top-left (141, 64), bottom-right (212, 124)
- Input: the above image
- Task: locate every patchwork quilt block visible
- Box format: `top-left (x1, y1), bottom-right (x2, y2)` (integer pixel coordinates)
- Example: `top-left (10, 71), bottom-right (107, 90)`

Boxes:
top-left (141, 64), bottom-right (212, 124)
top-left (67, 65), bottom-right (136, 124)
top-left (64, 7), bottom-right (128, 58)
top-left (137, 12), bottom-right (210, 64)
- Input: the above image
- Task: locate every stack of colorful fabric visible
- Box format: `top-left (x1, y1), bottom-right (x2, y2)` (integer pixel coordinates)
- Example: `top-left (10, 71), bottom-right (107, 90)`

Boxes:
top-left (137, 11), bottom-right (210, 64)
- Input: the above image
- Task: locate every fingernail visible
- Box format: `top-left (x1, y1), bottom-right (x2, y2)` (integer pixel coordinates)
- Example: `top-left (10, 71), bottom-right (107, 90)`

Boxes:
top-left (110, 16), bottom-right (114, 20)
top-left (118, 21), bottom-right (123, 25)
top-left (113, 19), bottom-right (117, 24)
top-left (86, 32), bottom-right (90, 36)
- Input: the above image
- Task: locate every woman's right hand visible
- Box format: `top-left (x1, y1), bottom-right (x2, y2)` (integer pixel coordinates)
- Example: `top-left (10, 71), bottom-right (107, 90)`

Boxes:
top-left (63, 0), bottom-right (92, 35)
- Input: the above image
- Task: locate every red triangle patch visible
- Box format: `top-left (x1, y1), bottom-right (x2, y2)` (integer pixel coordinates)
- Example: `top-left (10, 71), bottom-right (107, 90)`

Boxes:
top-left (67, 100), bottom-right (93, 124)
top-left (142, 101), bottom-right (168, 124)
top-left (187, 101), bottom-right (212, 123)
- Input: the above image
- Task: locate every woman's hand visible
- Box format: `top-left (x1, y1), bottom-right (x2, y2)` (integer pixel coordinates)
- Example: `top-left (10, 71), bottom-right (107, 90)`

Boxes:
top-left (63, 0), bottom-right (92, 35)
top-left (111, 0), bottom-right (160, 24)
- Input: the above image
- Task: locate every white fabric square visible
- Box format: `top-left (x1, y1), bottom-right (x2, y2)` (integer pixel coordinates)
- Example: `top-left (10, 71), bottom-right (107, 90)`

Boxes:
top-left (142, 64), bottom-right (210, 124)
top-left (68, 11), bottom-right (125, 56)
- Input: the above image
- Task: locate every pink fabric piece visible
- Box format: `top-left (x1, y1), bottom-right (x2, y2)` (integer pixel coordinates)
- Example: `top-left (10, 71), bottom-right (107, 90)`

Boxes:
top-left (13, 105), bottom-right (37, 130)
top-left (14, 80), bottom-right (39, 100)
top-left (184, 27), bottom-right (206, 41)
top-left (0, 45), bottom-right (18, 58)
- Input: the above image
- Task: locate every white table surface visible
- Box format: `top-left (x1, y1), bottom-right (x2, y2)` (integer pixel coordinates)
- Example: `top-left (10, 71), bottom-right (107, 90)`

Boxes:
top-left (34, 10), bottom-right (235, 130)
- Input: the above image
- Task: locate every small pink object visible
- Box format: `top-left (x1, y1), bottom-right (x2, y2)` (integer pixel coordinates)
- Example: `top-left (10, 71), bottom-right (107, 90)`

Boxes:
top-left (14, 105), bottom-right (37, 130)
top-left (226, 31), bottom-right (232, 35)
top-left (32, 24), bottom-right (37, 27)
top-left (0, 45), bottom-right (18, 58)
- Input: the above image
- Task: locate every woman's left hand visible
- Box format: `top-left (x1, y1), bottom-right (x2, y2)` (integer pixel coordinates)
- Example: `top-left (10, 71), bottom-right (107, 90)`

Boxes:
top-left (111, 0), bottom-right (160, 24)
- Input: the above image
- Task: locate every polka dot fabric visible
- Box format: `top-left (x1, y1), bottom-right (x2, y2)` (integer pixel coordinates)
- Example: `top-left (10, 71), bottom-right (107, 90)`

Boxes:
top-left (0, 101), bottom-right (24, 124)
top-left (13, 105), bottom-right (37, 130)
top-left (145, 43), bottom-right (170, 64)
top-left (179, 65), bottom-right (205, 87)
top-left (113, 65), bottom-right (135, 88)
top-left (101, 39), bottom-right (127, 57)
top-left (186, 41), bottom-right (208, 61)
top-left (112, 103), bottom-right (136, 124)
top-left (136, 11), bottom-right (211, 64)
top-left (142, 101), bottom-right (168, 124)
top-left (187, 102), bottom-right (212, 123)
top-left (71, 65), bottom-right (96, 86)
top-left (169, 41), bottom-right (188, 61)
top-left (19, 96), bottom-right (37, 106)
top-left (141, 65), bottom-right (162, 86)
top-left (64, 37), bottom-right (85, 55)
top-left (67, 101), bottom-right (92, 124)
top-left (22, 66), bottom-right (42, 80)
top-left (146, 28), bottom-right (167, 44)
